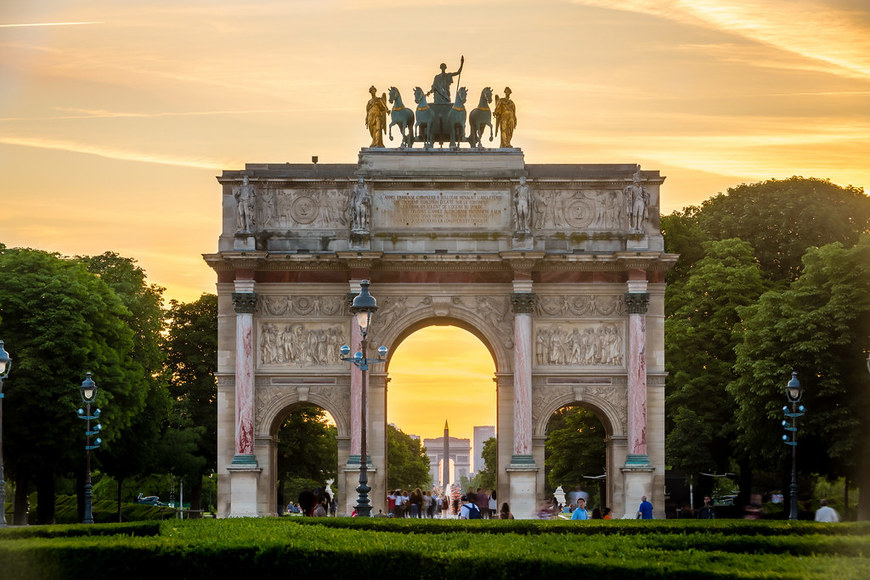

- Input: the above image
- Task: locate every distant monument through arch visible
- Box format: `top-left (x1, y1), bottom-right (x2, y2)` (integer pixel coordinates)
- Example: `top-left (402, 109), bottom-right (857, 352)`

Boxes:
top-left (205, 62), bottom-right (676, 518)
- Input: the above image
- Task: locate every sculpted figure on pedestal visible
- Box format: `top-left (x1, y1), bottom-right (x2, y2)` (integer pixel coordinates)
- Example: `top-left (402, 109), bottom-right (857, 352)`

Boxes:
top-left (351, 177), bottom-right (371, 233)
top-left (234, 175), bottom-right (255, 233)
top-left (427, 56), bottom-right (464, 104)
top-left (493, 87), bottom-right (517, 148)
top-left (624, 168), bottom-right (650, 233)
top-left (366, 86), bottom-right (388, 147)
top-left (514, 176), bottom-right (532, 234)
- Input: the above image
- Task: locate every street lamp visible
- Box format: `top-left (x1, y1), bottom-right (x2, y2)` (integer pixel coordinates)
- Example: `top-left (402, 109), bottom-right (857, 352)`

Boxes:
top-left (782, 372), bottom-right (805, 520)
top-left (340, 280), bottom-right (387, 517)
top-left (76, 372), bottom-right (103, 524)
top-left (0, 340), bottom-right (11, 528)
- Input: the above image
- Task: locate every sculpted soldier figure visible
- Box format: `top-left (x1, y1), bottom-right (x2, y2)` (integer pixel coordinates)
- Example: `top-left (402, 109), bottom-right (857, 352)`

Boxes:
top-left (624, 168), bottom-right (650, 233)
top-left (366, 86), bottom-right (388, 147)
top-left (493, 87), bottom-right (516, 148)
top-left (427, 56), bottom-right (464, 104)
top-left (234, 175), bottom-right (255, 233)
top-left (514, 176), bottom-right (531, 234)
top-left (351, 177), bottom-right (371, 232)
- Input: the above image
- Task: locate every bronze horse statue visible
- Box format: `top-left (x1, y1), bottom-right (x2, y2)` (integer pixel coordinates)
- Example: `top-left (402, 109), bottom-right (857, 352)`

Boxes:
top-left (447, 87), bottom-right (468, 149)
top-left (413, 86), bottom-right (435, 148)
top-left (468, 87), bottom-right (493, 148)
top-left (388, 87), bottom-right (415, 148)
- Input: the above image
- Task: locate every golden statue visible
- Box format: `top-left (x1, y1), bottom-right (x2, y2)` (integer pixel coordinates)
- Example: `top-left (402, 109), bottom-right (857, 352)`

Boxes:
top-left (493, 87), bottom-right (516, 148)
top-left (365, 86), bottom-right (388, 148)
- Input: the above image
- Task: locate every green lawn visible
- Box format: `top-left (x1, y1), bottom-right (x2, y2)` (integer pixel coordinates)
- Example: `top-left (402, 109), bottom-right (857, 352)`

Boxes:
top-left (1, 517), bottom-right (868, 579)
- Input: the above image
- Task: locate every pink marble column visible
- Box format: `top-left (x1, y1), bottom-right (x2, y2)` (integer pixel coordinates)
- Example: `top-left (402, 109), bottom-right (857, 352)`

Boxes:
top-left (624, 291), bottom-right (650, 464)
top-left (511, 292), bottom-right (536, 462)
top-left (232, 291), bottom-right (258, 457)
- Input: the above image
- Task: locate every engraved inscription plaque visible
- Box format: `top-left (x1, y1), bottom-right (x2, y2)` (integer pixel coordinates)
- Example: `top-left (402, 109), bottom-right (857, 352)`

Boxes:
top-left (374, 190), bottom-right (510, 230)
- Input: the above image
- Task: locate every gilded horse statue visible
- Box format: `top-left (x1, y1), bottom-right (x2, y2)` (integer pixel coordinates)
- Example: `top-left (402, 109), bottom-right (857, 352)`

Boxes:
top-left (468, 87), bottom-right (493, 148)
top-left (388, 87), bottom-right (415, 148)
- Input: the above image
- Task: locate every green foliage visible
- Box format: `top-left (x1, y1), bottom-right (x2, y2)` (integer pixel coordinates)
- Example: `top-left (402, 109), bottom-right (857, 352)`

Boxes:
top-left (693, 177), bottom-right (870, 281)
top-left (545, 406), bottom-right (606, 496)
top-left (2, 519), bottom-right (869, 580)
top-left (387, 424), bottom-right (431, 490)
top-left (0, 248), bottom-right (145, 522)
top-left (276, 405), bottom-right (337, 502)
top-left (664, 239), bottom-right (765, 475)
top-left (475, 437), bottom-right (497, 490)
top-left (729, 236), bottom-right (870, 480)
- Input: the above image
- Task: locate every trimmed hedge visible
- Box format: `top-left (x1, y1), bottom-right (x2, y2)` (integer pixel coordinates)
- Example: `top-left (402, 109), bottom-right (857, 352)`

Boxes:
top-left (1, 517), bottom-right (868, 579)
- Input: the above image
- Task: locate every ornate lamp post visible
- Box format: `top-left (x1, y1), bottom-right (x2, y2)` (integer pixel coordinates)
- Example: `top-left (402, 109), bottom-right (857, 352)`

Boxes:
top-left (0, 340), bottom-right (11, 528)
top-left (76, 373), bottom-right (103, 524)
top-left (782, 372), bottom-right (805, 520)
top-left (340, 280), bottom-right (387, 517)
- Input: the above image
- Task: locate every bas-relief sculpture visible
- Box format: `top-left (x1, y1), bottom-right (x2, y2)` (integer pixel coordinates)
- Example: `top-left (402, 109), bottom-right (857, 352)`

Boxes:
top-left (255, 187), bottom-right (348, 230)
top-left (535, 295), bottom-right (627, 318)
top-left (533, 188), bottom-right (637, 231)
top-left (258, 295), bottom-right (349, 317)
top-left (259, 323), bottom-right (348, 367)
top-left (535, 323), bottom-right (625, 367)
top-left (532, 384), bottom-right (628, 437)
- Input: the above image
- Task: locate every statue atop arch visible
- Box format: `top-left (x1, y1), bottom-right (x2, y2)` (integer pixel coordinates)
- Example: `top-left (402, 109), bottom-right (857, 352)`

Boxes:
top-left (427, 55), bottom-right (464, 104)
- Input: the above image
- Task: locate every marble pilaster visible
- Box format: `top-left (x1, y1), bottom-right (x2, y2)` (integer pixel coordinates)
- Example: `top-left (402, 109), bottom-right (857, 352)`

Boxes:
top-left (624, 285), bottom-right (650, 465)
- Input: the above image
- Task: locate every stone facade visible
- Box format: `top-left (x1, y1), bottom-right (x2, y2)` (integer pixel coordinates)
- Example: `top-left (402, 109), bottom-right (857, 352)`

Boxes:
top-left (205, 149), bottom-right (675, 519)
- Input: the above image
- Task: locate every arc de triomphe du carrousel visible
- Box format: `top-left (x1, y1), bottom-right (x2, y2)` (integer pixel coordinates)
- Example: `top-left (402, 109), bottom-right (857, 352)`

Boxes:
top-left (204, 65), bottom-right (676, 519)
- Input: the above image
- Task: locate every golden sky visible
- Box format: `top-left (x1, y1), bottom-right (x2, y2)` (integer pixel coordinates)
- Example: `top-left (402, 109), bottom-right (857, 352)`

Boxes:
top-left (2, 1), bottom-right (869, 440)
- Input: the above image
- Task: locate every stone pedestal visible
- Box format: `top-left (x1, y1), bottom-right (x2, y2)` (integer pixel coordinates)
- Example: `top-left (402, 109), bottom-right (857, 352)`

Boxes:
top-left (343, 457), bottom-right (374, 517)
top-left (621, 466), bottom-right (654, 519)
top-left (233, 234), bottom-right (256, 251)
top-left (228, 456), bottom-right (261, 518)
top-left (506, 465), bottom-right (539, 520)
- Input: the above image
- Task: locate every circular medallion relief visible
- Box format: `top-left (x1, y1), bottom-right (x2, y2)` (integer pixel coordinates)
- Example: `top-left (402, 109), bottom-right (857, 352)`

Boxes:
top-left (290, 196), bottom-right (318, 224)
top-left (564, 199), bottom-right (594, 229)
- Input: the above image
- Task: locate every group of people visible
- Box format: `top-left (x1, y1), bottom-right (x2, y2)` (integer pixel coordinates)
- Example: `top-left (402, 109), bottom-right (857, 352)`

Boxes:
top-left (387, 488), bottom-right (446, 518)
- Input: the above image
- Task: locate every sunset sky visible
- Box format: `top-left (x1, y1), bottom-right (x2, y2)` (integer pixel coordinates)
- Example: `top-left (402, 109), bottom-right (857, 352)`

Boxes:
top-left (2, 1), bottom-right (869, 442)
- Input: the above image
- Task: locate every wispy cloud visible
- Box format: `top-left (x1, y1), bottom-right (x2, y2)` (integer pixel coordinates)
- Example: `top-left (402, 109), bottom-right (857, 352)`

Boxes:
top-left (0, 22), bottom-right (103, 28)
top-left (0, 135), bottom-right (232, 170)
top-left (573, 0), bottom-right (870, 80)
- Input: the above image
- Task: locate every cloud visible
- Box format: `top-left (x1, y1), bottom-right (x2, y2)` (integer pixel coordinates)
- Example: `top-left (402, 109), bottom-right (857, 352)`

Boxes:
top-left (573, 0), bottom-right (870, 80)
top-left (0, 135), bottom-right (234, 169)
top-left (0, 22), bottom-right (103, 28)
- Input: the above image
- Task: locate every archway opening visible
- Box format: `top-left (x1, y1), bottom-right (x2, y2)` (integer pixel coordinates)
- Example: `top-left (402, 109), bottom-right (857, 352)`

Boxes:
top-left (387, 325), bottom-right (497, 497)
top-left (274, 403), bottom-right (337, 516)
top-left (545, 405), bottom-right (608, 515)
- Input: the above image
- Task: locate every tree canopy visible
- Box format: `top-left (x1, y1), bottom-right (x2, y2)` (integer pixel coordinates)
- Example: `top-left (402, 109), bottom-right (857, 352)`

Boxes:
top-left (545, 406), bottom-right (606, 494)
top-left (387, 424), bottom-right (431, 490)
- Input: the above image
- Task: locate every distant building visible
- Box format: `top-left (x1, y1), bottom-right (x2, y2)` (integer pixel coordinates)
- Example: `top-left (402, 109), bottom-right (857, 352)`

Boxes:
top-left (473, 426), bottom-right (495, 476)
top-left (423, 424), bottom-right (471, 489)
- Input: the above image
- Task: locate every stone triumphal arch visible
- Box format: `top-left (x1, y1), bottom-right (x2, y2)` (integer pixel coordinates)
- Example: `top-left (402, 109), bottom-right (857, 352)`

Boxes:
top-left (206, 148), bottom-right (676, 519)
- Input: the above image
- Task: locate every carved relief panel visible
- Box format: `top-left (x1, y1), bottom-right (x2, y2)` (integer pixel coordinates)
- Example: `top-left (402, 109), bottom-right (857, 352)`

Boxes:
top-left (256, 187), bottom-right (350, 231)
top-left (533, 189), bottom-right (626, 232)
top-left (259, 322), bottom-right (348, 367)
top-left (535, 322), bottom-right (625, 367)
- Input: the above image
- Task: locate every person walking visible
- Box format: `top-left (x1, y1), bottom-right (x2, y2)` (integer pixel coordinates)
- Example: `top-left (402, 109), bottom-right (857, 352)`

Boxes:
top-left (571, 497), bottom-right (590, 520)
top-left (638, 496), bottom-right (654, 519)
top-left (815, 499), bottom-right (840, 522)
top-left (697, 496), bottom-right (716, 519)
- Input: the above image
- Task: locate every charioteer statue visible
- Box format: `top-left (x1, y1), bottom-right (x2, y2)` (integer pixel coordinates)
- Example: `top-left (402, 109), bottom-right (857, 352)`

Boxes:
top-left (427, 56), bottom-right (464, 104)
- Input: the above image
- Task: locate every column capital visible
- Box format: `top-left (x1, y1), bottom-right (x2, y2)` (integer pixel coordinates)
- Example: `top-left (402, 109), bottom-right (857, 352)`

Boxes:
top-left (232, 292), bottom-right (259, 314)
top-left (623, 292), bottom-right (649, 314)
top-left (510, 292), bottom-right (537, 314)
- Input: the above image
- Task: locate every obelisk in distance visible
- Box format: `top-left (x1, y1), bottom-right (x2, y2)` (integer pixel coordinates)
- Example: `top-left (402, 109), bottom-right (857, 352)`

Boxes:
top-left (443, 420), bottom-right (450, 491)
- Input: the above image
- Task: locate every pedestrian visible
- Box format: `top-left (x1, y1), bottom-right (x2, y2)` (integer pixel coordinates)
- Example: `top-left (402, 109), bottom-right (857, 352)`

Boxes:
top-left (571, 497), bottom-right (589, 520)
top-left (814, 499), bottom-right (840, 522)
top-left (460, 494), bottom-right (482, 519)
top-left (697, 496), bottom-right (716, 519)
top-left (637, 495), bottom-right (654, 519)
top-left (499, 502), bottom-right (515, 520)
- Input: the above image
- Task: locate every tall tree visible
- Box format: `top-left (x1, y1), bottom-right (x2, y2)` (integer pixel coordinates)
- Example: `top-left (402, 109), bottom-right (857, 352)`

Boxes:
top-left (545, 406), bottom-right (606, 496)
top-left (79, 252), bottom-right (167, 520)
top-left (276, 405), bottom-right (337, 506)
top-left (665, 239), bottom-right (765, 493)
top-left (695, 177), bottom-right (870, 281)
top-left (0, 248), bottom-right (143, 523)
top-left (475, 437), bottom-right (497, 491)
top-left (387, 424), bottom-right (431, 490)
top-left (729, 236), bottom-right (870, 519)
top-left (161, 294), bottom-right (218, 517)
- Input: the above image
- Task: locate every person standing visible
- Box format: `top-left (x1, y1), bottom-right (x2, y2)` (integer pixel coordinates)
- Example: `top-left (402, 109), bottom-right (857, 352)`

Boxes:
top-left (460, 493), bottom-right (481, 520)
top-left (571, 497), bottom-right (590, 520)
top-left (815, 499), bottom-right (840, 522)
top-left (697, 496), bottom-right (716, 519)
top-left (638, 496), bottom-right (654, 519)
